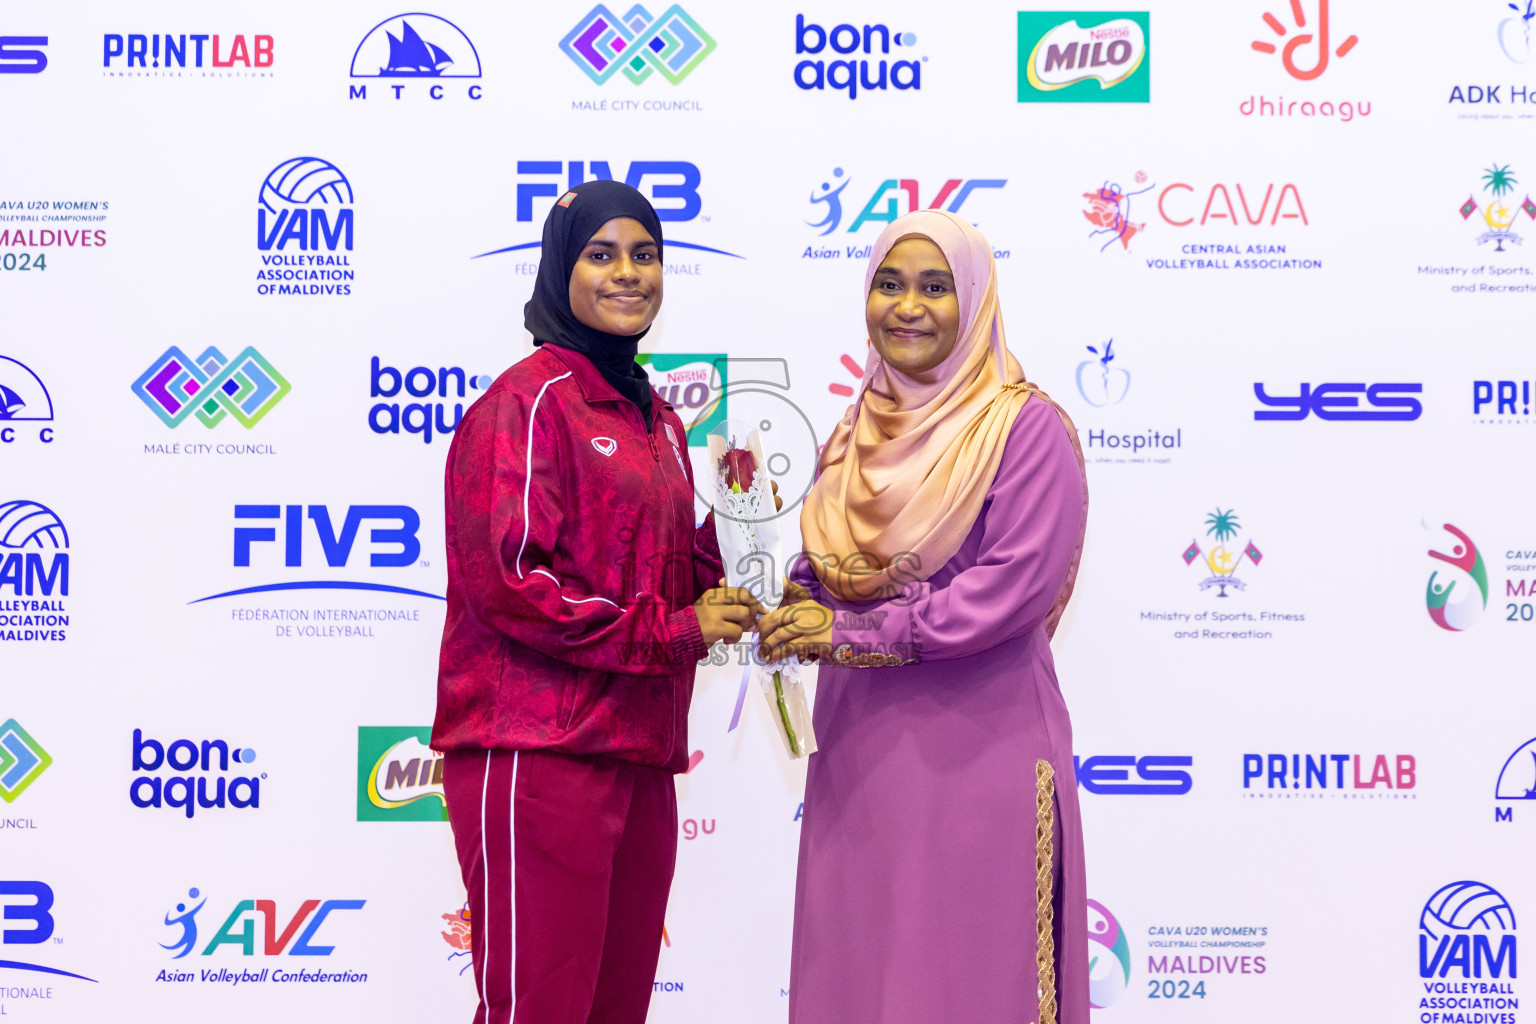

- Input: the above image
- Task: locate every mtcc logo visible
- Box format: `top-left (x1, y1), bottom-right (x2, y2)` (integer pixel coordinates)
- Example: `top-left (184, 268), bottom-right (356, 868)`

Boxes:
top-left (1076, 339), bottom-right (1129, 407)
top-left (1017, 12), bottom-right (1150, 103)
top-left (1182, 507), bottom-right (1262, 597)
top-left (1496, 736), bottom-right (1536, 821)
top-left (1087, 899), bottom-right (1132, 1008)
top-left (0, 719), bottom-right (51, 803)
top-left (132, 347), bottom-right (290, 429)
top-left (256, 156), bottom-right (356, 298)
top-left (1419, 881), bottom-right (1516, 979)
top-left (357, 726), bottom-right (447, 822)
top-left (348, 13), bottom-right (483, 100)
top-left (794, 14), bottom-right (923, 98)
top-left (1425, 522), bottom-right (1488, 632)
top-left (562, 5), bottom-right (715, 85)
top-left (807, 168), bottom-right (1006, 236)
top-left (0, 355), bottom-right (56, 443)
top-left (161, 887), bottom-right (365, 958)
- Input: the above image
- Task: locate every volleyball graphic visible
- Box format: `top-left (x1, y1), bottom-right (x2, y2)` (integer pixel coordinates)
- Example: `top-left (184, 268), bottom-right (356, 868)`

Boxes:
top-left (1420, 882), bottom-right (1516, 941)
top-left (0, 500), bottom-right (69, 550)
top-left (1087, 898), bottom-right (1132, 1008)
top-left (258, 157), bottom-right (354, 214)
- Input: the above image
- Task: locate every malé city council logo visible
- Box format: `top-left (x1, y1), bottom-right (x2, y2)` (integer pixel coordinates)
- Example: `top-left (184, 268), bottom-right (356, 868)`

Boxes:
top-left (1183, 507), bottom-right (1263, 597)
top-left (1425, 522), bottom-right (1488, 632)
top-left (132, 347), bottom-right (290, 429)
top-left (561, 5), bottom-right (715, 84)
top-left (0, 719), bottom-right (51, 802)
top-left (1017, 11), bottom-right (1150, 103)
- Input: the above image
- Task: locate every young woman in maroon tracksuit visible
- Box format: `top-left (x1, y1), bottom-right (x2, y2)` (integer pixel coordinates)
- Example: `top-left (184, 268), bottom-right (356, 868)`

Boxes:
top-left (433, 180), bottom-right (763, 1024)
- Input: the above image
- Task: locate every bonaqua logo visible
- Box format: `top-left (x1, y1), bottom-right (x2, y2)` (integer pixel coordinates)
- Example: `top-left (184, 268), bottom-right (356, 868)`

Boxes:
top-left (1425, 522), bottom-right (1489, 632)
top-left (0, 499), bottom-right (69, 643)
top-left (0, 719), bottom-right (51, 803)
top-left (1087, 899), bottom-right (1132, 1008)
top-left (1460, 163), bottom-right (1535, 253)
top-left (129, 729), bottom-right (261, 818)
top-left (0, 355), bottom-right (55, 444)
top-left (132, 347), bottom-right (290, 429)
top-left (349, 13), bottom-right (483, 101)
top-left (1017, 12), bottom-right (1150, 103)
top-left (255, 157), bottom-right (356, 297)
top-left (1182, 508), bottom-right (1262, 597)
top-left (562, 5), bottom-right (715, 85)
top-left (369, 358), bottom-right (492, 444)
top-left (794, 15), bottom-right (923, 98)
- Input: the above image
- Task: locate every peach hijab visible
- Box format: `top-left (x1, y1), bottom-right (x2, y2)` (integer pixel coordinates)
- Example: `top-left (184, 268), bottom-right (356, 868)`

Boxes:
top-left (800, 210), bottom-right (1081, 623)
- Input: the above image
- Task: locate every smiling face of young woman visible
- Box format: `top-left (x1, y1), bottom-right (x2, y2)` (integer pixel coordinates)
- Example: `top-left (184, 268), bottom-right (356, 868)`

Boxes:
top-left (567, 216), bottom-right (663, 336)
top-left (865, 237), bottom-right (961, 376)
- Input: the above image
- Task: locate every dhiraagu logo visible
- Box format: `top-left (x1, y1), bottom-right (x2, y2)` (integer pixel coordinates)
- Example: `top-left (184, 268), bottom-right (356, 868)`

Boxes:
top-left (1017, 12), bottom-right (1149, 103)
top-left (357, 726), bottom-right (446, 821)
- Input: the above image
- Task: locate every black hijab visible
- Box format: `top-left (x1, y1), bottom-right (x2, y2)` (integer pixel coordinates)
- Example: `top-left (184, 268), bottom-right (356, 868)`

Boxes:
top-left (524, 179), bottom-right (663, 428)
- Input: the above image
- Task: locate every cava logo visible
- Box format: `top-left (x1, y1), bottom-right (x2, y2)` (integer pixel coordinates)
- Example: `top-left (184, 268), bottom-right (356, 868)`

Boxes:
top-left (1182, 508), bottom-right (1262, 597)
top-left (0, 719), bottom-right (51, 802)
top-left (1019, 13), bottom-right (1149, 102)
top-left (348, 13), bottom-right (483, 101)
top-left (129, 729), bottom-right (261, 819)
top-left (1425, 523), bottom-right (1488, 632)
top-left (133, 347), bottom-right (290, 429)
top-left (255, 157), bottom-right (356, 298)
top-left (0, 355), bottom-right (55, 444)
top-left (357, 727), bottom-right (446, 822)
top-left (562, 5), bottom-right (715, 85)
top-left (1418, 882), bottom-right (1517, 980)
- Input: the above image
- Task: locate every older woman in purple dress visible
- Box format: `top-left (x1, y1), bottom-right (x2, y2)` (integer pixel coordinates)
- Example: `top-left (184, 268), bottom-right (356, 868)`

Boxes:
top-left (758, 210), bottom-right (1090, 1024)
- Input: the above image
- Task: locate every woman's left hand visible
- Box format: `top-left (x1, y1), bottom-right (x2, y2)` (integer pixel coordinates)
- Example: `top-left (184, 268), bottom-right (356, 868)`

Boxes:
top-left (758, 578), bottom-right (834, 663)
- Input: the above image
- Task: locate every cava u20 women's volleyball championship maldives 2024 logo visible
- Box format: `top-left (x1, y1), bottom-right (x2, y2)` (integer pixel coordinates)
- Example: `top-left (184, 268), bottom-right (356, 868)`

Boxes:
top-left (1424, 523), bottom-right (1489, 632)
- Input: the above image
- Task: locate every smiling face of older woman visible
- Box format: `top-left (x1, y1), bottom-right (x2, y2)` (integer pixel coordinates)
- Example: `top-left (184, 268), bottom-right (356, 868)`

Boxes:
top-left (864, 237), bottom-right (961, 376)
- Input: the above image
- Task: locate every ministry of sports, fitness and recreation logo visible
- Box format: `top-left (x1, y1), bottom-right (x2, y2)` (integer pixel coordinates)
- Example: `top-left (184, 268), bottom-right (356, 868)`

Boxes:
top-left (348, 13), bottom-right (483, 101)
top-left (357, 727), bottom-right (447, 822)
top-left (1088, 899), bottom-right (1132, 1008)
top-left (1017, 12), bottom-right (1150, 103)
top-left (0, 355), bottom-right (56, 445)
top-left (132, 347), bottom-right (290, 429)
top-left (1460, 163), bottom-right (1535, 253)
top-left (0, 719), bottom-right (51, 803)
top-left (1182, 508), bottom-right (1262, 597)
top-left (1425, 522), bottom-right (1489, 632)
top-left (255, 157), bottom-right (356, 298)
top-left (561, 5), bottom-right (715, 85)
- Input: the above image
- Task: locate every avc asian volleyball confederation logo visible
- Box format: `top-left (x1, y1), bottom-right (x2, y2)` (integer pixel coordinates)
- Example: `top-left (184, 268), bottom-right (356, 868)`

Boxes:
top-left (1425, 522), bottom-right (1488, 632)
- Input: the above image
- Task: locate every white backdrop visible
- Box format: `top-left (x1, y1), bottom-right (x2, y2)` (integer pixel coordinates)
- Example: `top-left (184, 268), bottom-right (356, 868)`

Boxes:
top-left (4, 1), bottom-right (1535, 1022)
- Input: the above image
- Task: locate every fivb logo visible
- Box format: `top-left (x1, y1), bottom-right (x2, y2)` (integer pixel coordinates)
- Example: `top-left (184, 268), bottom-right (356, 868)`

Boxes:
top-left (1, 882), bottom-right (97, 983)
top-left (130, 729), bottom-right (260, 818)
top-left (1419, 881), bottom-right (1518, 980)
top-left (562, 5), bottom-right (715, 85)
top-left (132, 347), bottom-right (290, 429)
top-left (0, 719), bottom-right (51, 803)
top-left (357, 726), bottom-right (447, 822)
top-left (256, 157), bottom-right (356, 298)
top-left (0, 355), bottom-right (56, 444)
top-left (161, 887), bottom-right (365, 959)
top-left (794, 15), bottom-right (923, 98)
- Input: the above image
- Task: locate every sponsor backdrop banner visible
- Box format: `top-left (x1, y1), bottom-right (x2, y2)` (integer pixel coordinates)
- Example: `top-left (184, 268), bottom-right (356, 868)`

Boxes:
top-left (3, 0), bottom-right (1533, 1021)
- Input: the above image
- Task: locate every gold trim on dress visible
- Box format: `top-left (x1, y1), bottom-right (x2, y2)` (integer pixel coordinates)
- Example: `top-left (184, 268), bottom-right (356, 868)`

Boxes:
top-left (1035, 758), bottom-right (1058, 1024)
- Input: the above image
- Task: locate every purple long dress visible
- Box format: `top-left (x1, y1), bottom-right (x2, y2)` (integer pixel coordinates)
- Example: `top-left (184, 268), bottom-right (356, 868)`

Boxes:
top-left (788, 397), bottom-right (1089, 1024)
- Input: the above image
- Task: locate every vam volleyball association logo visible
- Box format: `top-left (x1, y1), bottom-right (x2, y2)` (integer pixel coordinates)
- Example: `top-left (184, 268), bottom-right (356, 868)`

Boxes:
top-left (1088, 899), bottom-right (1133, 1007)
top-left (255, 157), bottom-right (356, 298)
top-left (0, 499), bottom-right (69, 643)
top-left (1425, 522), bottom-right (1488, 631)
top-left (1419, 882), bottom-right (1518, 985)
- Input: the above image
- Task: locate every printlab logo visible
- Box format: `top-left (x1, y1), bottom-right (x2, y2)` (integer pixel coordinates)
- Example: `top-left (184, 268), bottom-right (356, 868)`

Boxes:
top-left (255, 157), bottom-right (356, 297)
top-left (1461, 164), bottom-right (1535, 252)
top-left (1253, 381), bottom-right (1423, 421)
top-left (1250, 1), bottom-right (1357, 80)
top-left (793, 15), bottom-right (923, 99)
top-left (636, 354), bottom-right (726, 444)
top-left (1017, 12), bottom-right (1150, 103)
top-left (0, 500), bottom-right (69, 644)
top-left (160, 887), bottom-right (366, 959)
top-left (348, 13), bottom-right (483, 100)
top-left (1496, 736), bottom-right (1536, 821)
top-left (369, 358), bottom-right (491, 444)
top-left (1418, 882), bottom-right (1517, 983)
top-left (1242, 752), bottom-right (1417, 797)
top-left (102, 33), bottom-right (273, 76)
top-left (130, 729), bottom-right (261, 818)
top-left (477, 160), bottom-right (740, 261)
top-left (1182, 508), bottom-right (1262, 597)
top-left (357, 726), bottom-right (447, 822)
top-left (805, 168), bottom-right (1007, 242)
top-left (1087, 899), bottom-right (1132, 1008)
top-left (0, 36), bottom-right (47, 74)
top-left (442, 905), bottom-right (472, 976)
top-left (1, 882), bottom-right (97, 984)
top-left (1474, 378), bottom-right (1536, 423)
top-left (1075, 755), bottom-right (1193, 795)
top-left (132, 347), bottom-right (290, 429)
top-left (0, 719), bottom-right (51, 803)
top-left (0, 355), bottom-right (55, 444)
top-left (562, 5), bottom-right (715, 85)
top-left (1076, 340), bottom-right (1129, 407)
top-left (1425, 522), bottom-right (1488, 632)
top-left (1502, 2), bottom-right (1535, 62)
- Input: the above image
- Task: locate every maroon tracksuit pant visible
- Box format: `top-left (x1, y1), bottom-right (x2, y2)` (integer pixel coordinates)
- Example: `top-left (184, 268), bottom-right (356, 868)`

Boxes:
top-left (444, 748), bottom-right (677, 1024)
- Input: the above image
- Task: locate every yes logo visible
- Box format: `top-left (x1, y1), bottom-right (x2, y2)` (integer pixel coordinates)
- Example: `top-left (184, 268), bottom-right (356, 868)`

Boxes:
top-left (357, 726), bottom-right (447, 822)
top-left (1253, 382), bottom-right (1422, 421)
top-left (0, 37), bottom-right (46, 74)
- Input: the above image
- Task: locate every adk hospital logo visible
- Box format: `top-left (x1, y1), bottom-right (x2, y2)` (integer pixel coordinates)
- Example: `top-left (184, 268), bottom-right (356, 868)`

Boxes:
top-left (255, 157), bottom-right (355, 297)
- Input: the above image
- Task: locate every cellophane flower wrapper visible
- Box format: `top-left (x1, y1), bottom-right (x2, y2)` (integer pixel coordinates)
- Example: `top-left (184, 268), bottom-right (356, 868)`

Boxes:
top-left (707, 424), bottom-right (817, 760)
